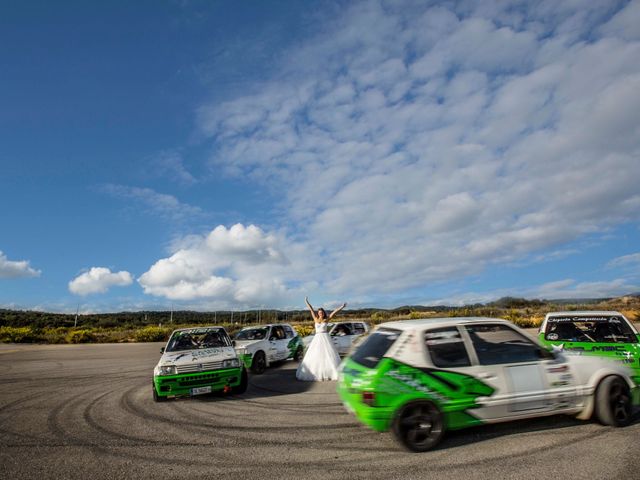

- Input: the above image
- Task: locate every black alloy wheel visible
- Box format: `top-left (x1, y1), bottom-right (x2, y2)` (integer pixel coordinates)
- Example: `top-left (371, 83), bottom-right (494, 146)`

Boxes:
top-left (595, 375), bottom-right (632, 427)
top-left (251, 351), bottom-right (267, 374)
top-left (232, 368), bottom-right (249, 394)
top-left (392, 401), bottom-right (444, 452)
top-left (152, 385), bottom-right (167, 403)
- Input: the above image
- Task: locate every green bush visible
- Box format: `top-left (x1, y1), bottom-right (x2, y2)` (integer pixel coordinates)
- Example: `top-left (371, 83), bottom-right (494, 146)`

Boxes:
top-left (370, 311), bottom-right (386, 321)
top-left (0, 326), bottom-right (38, 343)
top-left (41, 327), bottom-right (69, 344)
top-left (292, 324), bottom-right (315, 337)
top-left (66, 329), bottom-right (97, 344)
top-left (133, 326), bottom-right (172, 342)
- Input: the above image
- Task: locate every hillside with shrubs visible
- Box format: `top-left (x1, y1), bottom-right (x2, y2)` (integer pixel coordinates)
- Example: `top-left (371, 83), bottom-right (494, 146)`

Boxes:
top-left (1, 295), bottom-right (638, 344)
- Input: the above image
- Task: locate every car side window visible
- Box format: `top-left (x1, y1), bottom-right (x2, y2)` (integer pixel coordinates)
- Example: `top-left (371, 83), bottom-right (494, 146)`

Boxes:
top-left (271, 326), bottom-right (286, 340)
top-left (466, 324), bottom-right (547, 365)
top-left (352, 323), bottom-right (365, 335)
top-left (332, 323), bottom-right (352, 336)
top-left (283, 325), bottom-right (295, 338)
top-left (424, 327), bottom-right (471, 368)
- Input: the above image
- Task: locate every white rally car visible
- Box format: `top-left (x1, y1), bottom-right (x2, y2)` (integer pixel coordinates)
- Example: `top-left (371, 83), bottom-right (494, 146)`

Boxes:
top-left (234, 323), bottom-right (304, 374)
top-left (339, 318), bottom-right (640, 452)
top-left (303, 321), bottom-right (370, 356)
top-left (153, 326), bottom-right (246, 402)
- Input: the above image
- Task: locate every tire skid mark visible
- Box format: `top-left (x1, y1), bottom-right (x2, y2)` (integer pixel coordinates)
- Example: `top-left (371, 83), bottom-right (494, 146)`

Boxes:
top-left (195, 393), bottom-right (343, 414)
top-left (82, 390), bottom-right (169, 446)
top-left (119, 384), bottom-right (249, 445)
top-left (121, 383), bottom-right (370, 447)
top-left (172, 402), bottom-right (360, 432)
top-left (46, 378), bottom-right (133, 447)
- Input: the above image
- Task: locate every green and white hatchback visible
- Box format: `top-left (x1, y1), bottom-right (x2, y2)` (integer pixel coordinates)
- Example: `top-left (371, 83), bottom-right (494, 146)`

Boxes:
top-left (337, 317), bottom-right (640, 452)
top-left (538, 311), bottom-right (640, 376)
top-left (153, 326), bottom-right (247, 402)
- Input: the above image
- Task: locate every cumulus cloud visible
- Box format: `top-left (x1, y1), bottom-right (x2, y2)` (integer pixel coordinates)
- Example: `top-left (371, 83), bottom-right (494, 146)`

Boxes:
top-left (192, 0), bottom-right (640, 300)
top-left (138, 224), bottom-right (302, 306)
top-left (0, 251), bottom-right (40, 279)
top-left (69, 267), bottom-right (134, 296)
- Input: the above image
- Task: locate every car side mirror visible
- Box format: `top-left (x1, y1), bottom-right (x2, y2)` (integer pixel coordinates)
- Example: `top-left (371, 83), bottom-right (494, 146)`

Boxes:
top-left (232, 340), bottom-right (236, 347)
top-left (160, 347), bottom-right (165, 354)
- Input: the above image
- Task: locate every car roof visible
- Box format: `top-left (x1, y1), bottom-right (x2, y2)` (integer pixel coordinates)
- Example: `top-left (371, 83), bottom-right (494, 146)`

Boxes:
top-left (377, 317), bottom-right (509, 331)
top-left (545, 311), bottom-right (623, 317)
top-left (239, 323), bottom-right (290, 329)
top-left (170, 326), bottom-right (225, 333)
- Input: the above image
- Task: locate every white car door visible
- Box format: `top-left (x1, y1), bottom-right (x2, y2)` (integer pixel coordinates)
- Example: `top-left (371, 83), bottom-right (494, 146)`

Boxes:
top-left (270, 325), bottom-right (290, 360)
top-left (460, 323), bottom-right (557, 420)
top-left (331, 323), bottom-right (354, 355)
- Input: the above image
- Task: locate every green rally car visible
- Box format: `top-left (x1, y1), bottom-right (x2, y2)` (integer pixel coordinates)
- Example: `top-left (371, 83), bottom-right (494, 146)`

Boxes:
top-left (538, 311), bottom-right (640, 376)
top-left (337, 317), bottom-right (640, 452)
top-left (153, 326), bottom-right (247, 402)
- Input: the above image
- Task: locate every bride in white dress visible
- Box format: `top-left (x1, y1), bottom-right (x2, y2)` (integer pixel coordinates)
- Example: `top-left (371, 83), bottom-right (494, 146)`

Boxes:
top-left (296, 297), bottom-right (346, 381)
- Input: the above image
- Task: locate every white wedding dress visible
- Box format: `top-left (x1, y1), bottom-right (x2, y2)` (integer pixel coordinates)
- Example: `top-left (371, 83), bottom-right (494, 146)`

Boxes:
top-left (296, 322), bottom-right (341, 381)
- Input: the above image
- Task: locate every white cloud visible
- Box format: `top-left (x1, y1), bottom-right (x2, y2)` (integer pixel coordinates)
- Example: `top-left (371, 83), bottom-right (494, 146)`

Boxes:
top-left (533, 278), bottom-right (639, 299)
top-left (0, 251), bottom-right (40, 279)
top-left (427, 277), bottom-right (638, 307)
top-left (69, 267), bottom-right (134, 296)
top-left (607, 252), bottom-right (640, 269)
top-left (193, 1), bottom-right (640, 300)
top-left (152, 150), bottom-right (197, 185)
top-left (102, 184), bottom-right (205, 222)
top-left (138, 224), bottom-right (304, 307)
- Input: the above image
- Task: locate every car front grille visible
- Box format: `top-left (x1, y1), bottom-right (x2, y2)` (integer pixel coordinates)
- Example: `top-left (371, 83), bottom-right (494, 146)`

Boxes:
top-left (176, 361), bottom-right (224, 374)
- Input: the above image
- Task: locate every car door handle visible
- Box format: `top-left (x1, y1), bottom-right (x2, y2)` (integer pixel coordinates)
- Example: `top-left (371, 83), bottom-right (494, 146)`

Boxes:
top-left (478, 372), bottom-right (496, 380)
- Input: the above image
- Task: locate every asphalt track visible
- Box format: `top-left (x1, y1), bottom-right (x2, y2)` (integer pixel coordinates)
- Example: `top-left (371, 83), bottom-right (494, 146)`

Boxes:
top-left (0, 342), bottom-right (638, 480)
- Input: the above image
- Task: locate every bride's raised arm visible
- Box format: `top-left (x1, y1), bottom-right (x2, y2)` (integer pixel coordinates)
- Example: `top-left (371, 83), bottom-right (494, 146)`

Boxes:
top-left (305, 296), bottom-right (318, 322)
top-left (329, 302), bottom-right (347, 320)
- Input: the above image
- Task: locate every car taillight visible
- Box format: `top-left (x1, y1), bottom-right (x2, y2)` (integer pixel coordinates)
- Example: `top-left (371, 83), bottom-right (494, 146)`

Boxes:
top-left (362, 391), bottom-right (375, 406)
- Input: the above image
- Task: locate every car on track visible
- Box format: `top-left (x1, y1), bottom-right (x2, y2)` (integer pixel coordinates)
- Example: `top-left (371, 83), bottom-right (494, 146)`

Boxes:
top-left (303, 321), bottom-right (370, 356)
top-left (234, 323), bottom-right (303, 374)
top-left (538, 311), bottom-right (640, 376)
top-left (153, 326), bottom-right (247, 402)
top-left (337, 317), bottom-right (640, 452)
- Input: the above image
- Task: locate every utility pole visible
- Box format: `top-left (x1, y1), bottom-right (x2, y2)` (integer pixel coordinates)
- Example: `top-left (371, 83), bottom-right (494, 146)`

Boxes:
top-left (74, 304), bottom-right (79, 328)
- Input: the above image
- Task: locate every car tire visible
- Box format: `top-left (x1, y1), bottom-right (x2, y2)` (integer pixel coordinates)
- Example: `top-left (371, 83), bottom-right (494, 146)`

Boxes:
top-left (152, 385), bottom-right (167, 403)
top-left (251, 351), bottom-right (266, 374)
top-left (392, 401), bottom-right (444, 452)
top-left (232, 368), bottom-right (249, 394)
top-left (595, 375), bottom-right (632, 427)
top-left (293, 345), bottom-right (304, 361)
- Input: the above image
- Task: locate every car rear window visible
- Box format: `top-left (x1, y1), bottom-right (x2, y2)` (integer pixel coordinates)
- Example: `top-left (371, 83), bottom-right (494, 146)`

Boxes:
top-left (545, 315), bottom-right (636, 343)
top-left (350, 328), bottom-right (401, 368)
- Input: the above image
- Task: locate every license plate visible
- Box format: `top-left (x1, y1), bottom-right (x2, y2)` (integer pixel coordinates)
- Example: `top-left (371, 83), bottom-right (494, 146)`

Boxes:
top-left (191, 386), bottom-right (212, 395)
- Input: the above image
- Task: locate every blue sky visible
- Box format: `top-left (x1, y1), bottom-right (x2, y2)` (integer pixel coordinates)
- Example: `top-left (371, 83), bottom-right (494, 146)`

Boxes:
top-left (1, 0), bottom-right (639, 313)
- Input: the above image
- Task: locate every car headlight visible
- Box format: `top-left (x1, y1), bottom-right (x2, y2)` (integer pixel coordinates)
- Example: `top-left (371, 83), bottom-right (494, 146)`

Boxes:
top-left (223, 359), bottom-right (240, 368)
top-left (236, 347), bottom-right (247, 354)
top-left (158, 365), bottom-right (177, 376)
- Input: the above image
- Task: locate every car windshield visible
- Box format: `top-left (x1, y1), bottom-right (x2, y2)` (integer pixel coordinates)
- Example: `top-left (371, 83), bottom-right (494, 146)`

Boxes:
top-left (350, 328), bottom-right (401, 368)
top-left (166, 328), bottom-right (230, 352)
top-left (235, 328), bottom-right (269, 341)
top-left (545, 316), bottom-right (636, 343)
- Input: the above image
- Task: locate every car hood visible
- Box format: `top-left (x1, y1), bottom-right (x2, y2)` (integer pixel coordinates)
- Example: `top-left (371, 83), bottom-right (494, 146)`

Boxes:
top-left (157, 346), bottom-right (237, 367)
top-left (234, 339), bottom-right (264, 349)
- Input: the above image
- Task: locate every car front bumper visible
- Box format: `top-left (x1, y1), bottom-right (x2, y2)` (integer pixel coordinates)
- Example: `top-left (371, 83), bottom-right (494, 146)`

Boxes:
top-left (153, 367), bottom-right (243, 398)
